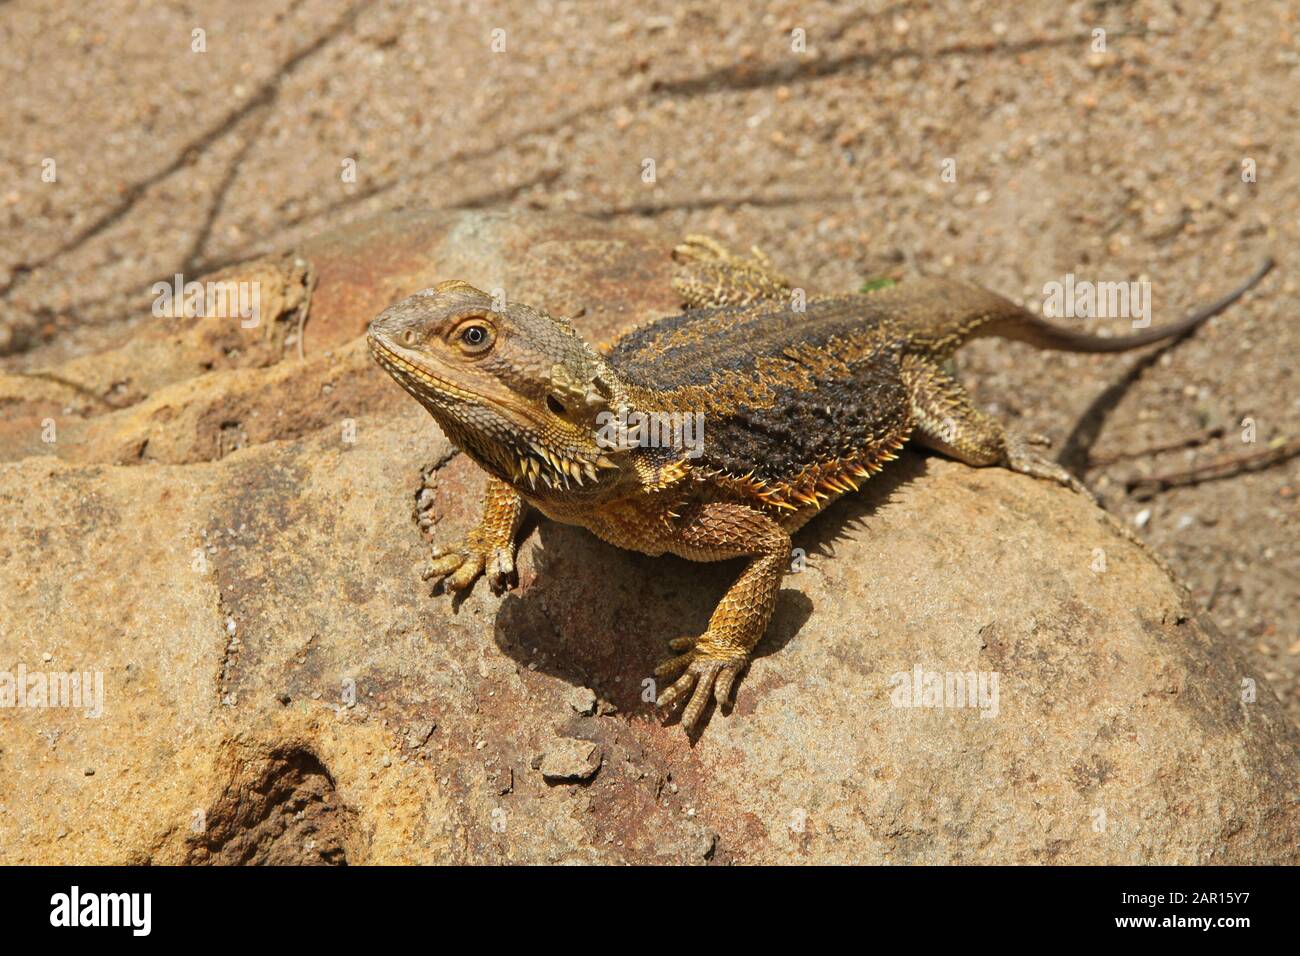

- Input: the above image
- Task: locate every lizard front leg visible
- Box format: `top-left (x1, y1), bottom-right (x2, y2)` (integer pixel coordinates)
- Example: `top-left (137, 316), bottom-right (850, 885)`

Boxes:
top-left (424, 476), bottom-right (526, 596)
top-left (655, 502), bottom-right (792, 733)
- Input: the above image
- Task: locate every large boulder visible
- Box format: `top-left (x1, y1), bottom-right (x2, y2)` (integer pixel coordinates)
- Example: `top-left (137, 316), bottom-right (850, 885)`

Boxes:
top-left (0, 210), bottom-right (1294, 864)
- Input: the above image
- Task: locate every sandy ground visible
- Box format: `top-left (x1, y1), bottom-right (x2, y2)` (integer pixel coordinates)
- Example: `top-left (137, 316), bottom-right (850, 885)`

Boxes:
top-left (1, 0), bottom-right (1296, 717)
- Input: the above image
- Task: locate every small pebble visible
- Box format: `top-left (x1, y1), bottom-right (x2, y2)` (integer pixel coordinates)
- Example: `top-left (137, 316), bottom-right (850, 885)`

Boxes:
top-left (537, 738), bottom-right (602, 783)
top-left (566, 686), bottom-right (598, 716)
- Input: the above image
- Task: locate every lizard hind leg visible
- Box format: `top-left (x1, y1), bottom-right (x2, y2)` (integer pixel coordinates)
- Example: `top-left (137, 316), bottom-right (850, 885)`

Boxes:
top-left (671, 234), bottom-right (793, 309)
top-left (901, 355), bottom-right (1095, 500)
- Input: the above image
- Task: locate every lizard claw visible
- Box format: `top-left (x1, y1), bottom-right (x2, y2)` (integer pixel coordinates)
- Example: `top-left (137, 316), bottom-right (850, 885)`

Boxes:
top-left (484, 546), bottom-right (517, 595)
top-left (423, 540), bottom-right (516, 596)
top-left (672, 234), bottom-right (732, 264)
top-left (655, 638), bottom-right (747, 733)
top-left (1004, 434), bottom-right (1096, 503)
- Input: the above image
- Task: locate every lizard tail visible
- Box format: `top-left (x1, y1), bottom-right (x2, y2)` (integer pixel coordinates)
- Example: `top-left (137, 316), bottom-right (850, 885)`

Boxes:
top-left (983, 258), bottom-right (1274, 353)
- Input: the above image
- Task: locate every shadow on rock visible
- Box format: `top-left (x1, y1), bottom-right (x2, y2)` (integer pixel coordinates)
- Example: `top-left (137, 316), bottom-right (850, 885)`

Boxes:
top-left (489, 451), bottom-right (924, 722)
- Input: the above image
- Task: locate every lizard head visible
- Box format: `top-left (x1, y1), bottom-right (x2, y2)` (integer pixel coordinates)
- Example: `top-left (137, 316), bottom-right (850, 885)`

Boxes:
top-left (368, 280), bottom-right (633, 499)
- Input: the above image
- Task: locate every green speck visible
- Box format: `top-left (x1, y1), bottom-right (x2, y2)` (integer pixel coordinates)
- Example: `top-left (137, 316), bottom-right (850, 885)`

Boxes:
top-left (859, 276), bottom-right (896, 293)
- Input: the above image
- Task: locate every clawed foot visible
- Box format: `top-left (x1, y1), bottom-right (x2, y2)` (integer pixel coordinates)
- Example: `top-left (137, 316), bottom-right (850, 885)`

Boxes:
top-left (671, 234), bottom-right (791, 309)
top-left (673, 234), bottom-right (775, 269)
top-left (422, 536), bottom-right (517, 597)
top-left (1005, 433), bottom-right (1096, 503)
top-left (655, 635), bottom-right (748, 733)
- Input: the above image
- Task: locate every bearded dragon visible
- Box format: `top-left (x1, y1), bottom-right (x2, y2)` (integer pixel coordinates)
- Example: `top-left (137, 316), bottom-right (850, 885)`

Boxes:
top-left (367, 236), bottom-right (1272, 735)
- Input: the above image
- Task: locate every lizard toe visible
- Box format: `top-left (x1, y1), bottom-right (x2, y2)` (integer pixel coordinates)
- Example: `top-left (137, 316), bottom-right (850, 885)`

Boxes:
top-left (444, 552), bottom-right (485, 592)
top-left (672, 235), bottom-right (729, 263)
top-left (679, 660), bottom-right (724, 731)
top-left (714, 662), bottom-right (743, 708)
top-left (1004, 434), bottom-right (1096, 502)
top-left (654, 651), bottom-right (695, 680)
top-left (423, 551), bottom-right (465, 584)
top-left (423, 543), bottom-right (488, 595)
top-left (656, 651), bottom-right (746, 733)
top-left (655, 669), bottom-right (698, 713)
top-left (485, 548), bottom-right (517, 595)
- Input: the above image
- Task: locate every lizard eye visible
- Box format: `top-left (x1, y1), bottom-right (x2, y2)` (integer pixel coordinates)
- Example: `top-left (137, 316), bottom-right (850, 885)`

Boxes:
top-left (401, 329), bottom-right (417, 346)
top-left (452, 319), bottom-right (495, 354)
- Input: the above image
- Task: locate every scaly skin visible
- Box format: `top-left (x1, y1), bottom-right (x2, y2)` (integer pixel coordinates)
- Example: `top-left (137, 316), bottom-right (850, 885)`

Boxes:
top-left (368, 242), bottom-right (1273, 737)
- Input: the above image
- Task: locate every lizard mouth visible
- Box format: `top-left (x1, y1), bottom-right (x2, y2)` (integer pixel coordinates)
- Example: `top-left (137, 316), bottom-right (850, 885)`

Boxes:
top-left (366, 332), bottom-right (482, 405)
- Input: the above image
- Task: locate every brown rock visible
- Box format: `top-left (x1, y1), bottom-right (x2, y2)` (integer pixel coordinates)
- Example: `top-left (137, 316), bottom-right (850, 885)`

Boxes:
top-left (0, 210), bottom-right (1295, 864)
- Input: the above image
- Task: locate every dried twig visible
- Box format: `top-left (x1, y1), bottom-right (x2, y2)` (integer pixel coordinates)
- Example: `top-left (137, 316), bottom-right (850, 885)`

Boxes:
top-left (1089, 426), bottom-right (1224, 466)
top-left (1127, 437), bottom-right (1300, 499)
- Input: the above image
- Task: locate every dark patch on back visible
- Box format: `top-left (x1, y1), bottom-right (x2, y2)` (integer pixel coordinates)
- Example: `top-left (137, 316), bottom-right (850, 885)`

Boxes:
top-left (608, 297), bottom-right (892, 389)
top-left (701, 354), bottom-right (910, 482)
top-left (607, 299), bottom-right (911, 483)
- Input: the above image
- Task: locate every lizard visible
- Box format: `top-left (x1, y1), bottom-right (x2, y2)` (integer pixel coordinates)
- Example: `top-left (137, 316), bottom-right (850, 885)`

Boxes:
top-left (367, 235), bottom-right (1274, 736)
